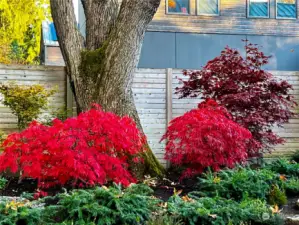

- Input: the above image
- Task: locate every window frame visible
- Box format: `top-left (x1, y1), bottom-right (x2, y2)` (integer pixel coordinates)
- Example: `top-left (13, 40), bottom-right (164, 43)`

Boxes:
top-left (197, 0), bottom-right (220, 16)
top-left (276, 0), bottom-right (297, 20)
top-left (247, 0), bottom-right (270, 19)
top-left (165, 0), bottom-right (191, 15)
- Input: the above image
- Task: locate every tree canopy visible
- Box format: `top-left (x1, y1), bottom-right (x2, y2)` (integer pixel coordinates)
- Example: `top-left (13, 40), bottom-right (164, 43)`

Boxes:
top-left (0, 0), bottom-right (49, 64)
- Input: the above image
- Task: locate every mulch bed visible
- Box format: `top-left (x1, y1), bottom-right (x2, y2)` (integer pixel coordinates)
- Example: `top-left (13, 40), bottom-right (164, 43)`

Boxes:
top-left (0, 168), bottom-right (198, 201)
top-left (0, 178), bottom-right (37, 197)
top-left (152, 169), bottom-right (198, 201)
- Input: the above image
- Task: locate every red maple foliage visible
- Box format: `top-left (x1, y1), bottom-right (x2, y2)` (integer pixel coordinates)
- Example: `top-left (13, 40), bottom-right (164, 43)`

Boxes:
top-left (0, 104), bottom-right (145, 190)
top-left (176, 43), bottom-right (297, 155)
top-left (161, 99), bottom-right (252, 178)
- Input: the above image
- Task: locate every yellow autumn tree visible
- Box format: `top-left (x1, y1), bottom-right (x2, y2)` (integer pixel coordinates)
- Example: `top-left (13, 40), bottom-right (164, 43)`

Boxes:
top-left (0, 0), bottom-right (50, 64)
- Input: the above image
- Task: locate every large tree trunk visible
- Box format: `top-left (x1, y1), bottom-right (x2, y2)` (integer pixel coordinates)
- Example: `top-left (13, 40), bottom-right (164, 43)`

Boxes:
top-left (50, 0), bottom-right (165, 177)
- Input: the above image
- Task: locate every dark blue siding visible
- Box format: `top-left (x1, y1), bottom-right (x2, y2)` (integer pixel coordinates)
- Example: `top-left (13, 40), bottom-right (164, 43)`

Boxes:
top-left (247, 35), bottom-right (299, 71)
top-left (139, 32), bottom-right (176, 68)
top-left (175, 33), bottom-right (246, 69)
top-left (139, 32), bottom-right (299, 71)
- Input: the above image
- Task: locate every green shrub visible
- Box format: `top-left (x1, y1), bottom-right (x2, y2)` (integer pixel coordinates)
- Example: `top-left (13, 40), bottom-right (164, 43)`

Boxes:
top-left (41, 106), bottom-right (72, 126)
top-left (0, 182), bottom-right (286, 225)
top-left (0, 177), bottom-right (7, 190)
top-left (268, 185), bottom-right (287, 206)
top-left (0, 83), bottom-right (56, 129)
top-left (0, 130), bottom-right (5, 152)
top-left (42, 184), bottom-right (160, 225)
top-left (166, 195), bottom-right (284, 225)
top-left (0, 200), bottom-right (43, 225)
top-left (265, 158), bottom-right (299, 177)
top-left (283, 177), bottom-right (299, 195)
top-left (147, 214), bottom-right (184, 225)
top-left (291, 150), bottom-right (299, 163)
top-left (195, 167), bottom-right (280, 202)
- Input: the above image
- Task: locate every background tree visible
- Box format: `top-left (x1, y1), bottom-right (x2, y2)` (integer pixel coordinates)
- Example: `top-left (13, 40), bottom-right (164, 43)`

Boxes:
top-left (0, 0), bottom-right (49, 64)
top-left (176, 43), bottom-right (297, 156)
top-left (50, 0), bottom-right (164, 176)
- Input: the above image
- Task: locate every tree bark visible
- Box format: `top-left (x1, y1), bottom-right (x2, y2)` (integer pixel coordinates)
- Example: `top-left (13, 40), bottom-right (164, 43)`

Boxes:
top-left (50, 0), bottom-right (165, 177)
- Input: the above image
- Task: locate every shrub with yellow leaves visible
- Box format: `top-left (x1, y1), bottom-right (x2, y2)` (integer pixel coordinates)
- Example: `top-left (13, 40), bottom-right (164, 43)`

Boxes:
top-left (0, 83), bottom-right (56, 129)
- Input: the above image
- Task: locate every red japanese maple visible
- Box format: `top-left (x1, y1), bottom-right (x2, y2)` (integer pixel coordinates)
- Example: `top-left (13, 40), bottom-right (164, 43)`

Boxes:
top-left (161, 99), bottom-right (252, 178)
top-left (176, 43), bottom-right (297, 155)
top-left (0, 104), bottom-right (145, 190)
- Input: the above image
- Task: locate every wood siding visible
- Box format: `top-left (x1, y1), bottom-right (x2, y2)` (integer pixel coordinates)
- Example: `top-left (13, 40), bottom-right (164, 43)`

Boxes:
top-left (45, 46), bottom-right (65, 66)
top-left (148, 0), bottom-right (299, 36)
top-left (0, 65), bottom-right (298, 163)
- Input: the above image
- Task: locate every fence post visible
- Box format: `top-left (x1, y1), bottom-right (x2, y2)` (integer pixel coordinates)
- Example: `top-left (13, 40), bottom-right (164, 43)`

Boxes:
top-left (66, 75), bottom-right (74, 117)
top-left (166, 68), bottom-right (173, 125)
top-left (166, 68), bottom-right (173, 168)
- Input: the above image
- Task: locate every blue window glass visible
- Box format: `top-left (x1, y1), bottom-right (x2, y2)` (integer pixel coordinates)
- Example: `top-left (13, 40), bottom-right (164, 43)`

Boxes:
top-left (198, 0), bottom-right (219, 15)
top-left (167, 0), bottom-right (190, 14)
top-left (49, 23), bottom-right (58, 41)
top-left (248, 0), bottom-right (269, 18)
top-left (277, 0), bottom-right (296, 19)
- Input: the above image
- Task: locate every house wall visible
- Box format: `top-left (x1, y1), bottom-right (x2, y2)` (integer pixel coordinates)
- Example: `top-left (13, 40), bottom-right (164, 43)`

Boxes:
top-left (77, 0), bottom-right (299, 36)
top-left (1, 65), bottom-right (298, 163)
top-left (139, 32), bottom-right (299, 71)
top-left (45, 47), bottom-right (65, 66)
top-left (150, 0), bottom-right (299, 36)
top-left (44, 32), bottom-right (299, 71)
top-left (75, 1), bottom-right (299, 71)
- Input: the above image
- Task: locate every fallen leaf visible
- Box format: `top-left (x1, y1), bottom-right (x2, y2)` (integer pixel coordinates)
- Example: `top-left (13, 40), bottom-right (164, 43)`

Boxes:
top-left (173, 188), bottom-right (183, 196)
top-left (270, 205), bottom-right (282, 214)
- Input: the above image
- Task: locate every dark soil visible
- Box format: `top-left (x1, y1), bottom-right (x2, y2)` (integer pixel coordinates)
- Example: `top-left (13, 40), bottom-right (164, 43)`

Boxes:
top-left (0, 177), bottom-right (74, 197)
top-left (152, 169), bottom-right (199, 201)
top-left (282, 194), bottom-right (299, 217)
top-left (0, 177), bottom-right (37, 197)
top-left (0, 168), bottom-right (198, 201)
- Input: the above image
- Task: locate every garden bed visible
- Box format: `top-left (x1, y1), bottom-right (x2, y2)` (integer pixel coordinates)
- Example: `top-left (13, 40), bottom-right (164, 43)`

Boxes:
top-left (1, 160), bottom-right (299, 224)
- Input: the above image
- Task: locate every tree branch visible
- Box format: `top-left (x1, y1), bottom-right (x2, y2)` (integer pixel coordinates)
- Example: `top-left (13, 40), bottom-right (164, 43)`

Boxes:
top-left (50, 0), bottom-right (86, 109)
top-left (95, 0), bottom-right (161, 100)
top-left (84, 0), bottom-right (119, 50)
top-left (50, 0), bottom-right (85, 68)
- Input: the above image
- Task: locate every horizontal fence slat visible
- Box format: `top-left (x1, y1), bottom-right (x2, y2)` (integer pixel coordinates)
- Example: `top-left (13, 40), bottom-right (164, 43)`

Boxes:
top-left (2, 65), bottom-right (299, 163)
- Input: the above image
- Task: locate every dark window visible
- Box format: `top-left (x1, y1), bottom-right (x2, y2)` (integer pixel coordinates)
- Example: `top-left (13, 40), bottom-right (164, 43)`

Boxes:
top-left (167, 0), bottom-right (190, 14)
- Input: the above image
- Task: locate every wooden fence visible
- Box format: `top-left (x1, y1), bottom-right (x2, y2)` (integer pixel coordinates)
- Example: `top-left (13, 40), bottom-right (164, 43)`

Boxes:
top-left (0, 65), bottom-right (66, 132)
top-left (0, 64), bottom-right (299, 164)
